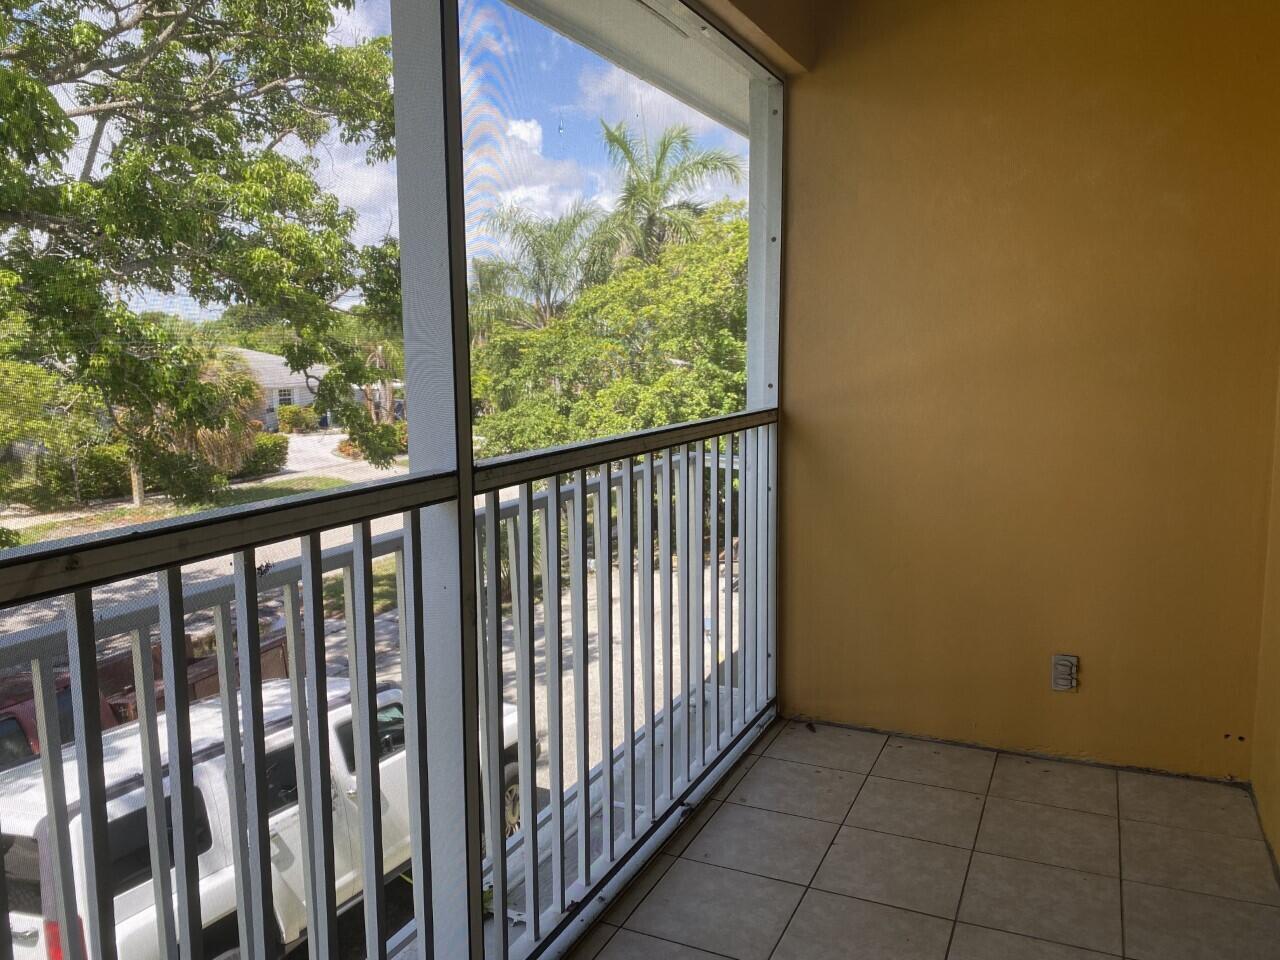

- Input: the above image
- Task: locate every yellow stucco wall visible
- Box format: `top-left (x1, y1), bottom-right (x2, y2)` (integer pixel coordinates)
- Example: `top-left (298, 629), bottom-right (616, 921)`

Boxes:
top-left (778, 0), bottom-right (1280, 782)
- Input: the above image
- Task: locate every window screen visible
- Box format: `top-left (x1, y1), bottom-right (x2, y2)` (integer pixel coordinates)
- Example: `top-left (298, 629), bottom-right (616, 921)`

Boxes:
top-left (460, 0), bottom-right (758, 459)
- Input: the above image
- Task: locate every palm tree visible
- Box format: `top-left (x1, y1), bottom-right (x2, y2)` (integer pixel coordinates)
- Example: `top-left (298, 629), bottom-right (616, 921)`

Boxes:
top-left (485, 199), bottom-right (603, 326)
top-left (467, 257), bottom-right (535, 345)
top-left (598, 121), bottom-right (744, 264)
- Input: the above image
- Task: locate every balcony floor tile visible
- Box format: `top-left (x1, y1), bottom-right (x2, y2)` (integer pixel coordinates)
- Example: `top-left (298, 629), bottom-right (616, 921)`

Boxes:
top-left (812, 825), bottom-right (970, 919)
top-left (1120, 820), bottom-right (1280, 905)
top-left (1123, 881), bottom-right (1280, 960)
top-left (989, 754), bottom-right (1118, 816)
top-left (573, 721), bottom-right (1280, 960)
top-left (844, 775), bottom-right (984, 848)
top-left (624, 858), bottom-right (804, 960)
top-left (977, 796), bottom-right (1120, 876)
top-left (763, 720), bottom-right (887, 773)
top-left (729, 755), bottom-right (865, 822)
top-left (870, 736), bottom-right (996, 794)
top-left (1118, 770), bottom-right (1263, 839)
top-left (772, 889), bottom-right (951, 960)
top-left (684, 802), bottom-right (839, 884)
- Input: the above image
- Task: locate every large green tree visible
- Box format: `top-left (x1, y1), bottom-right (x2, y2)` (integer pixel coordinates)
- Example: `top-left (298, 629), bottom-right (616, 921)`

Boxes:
top-left (0, 0), bottom-right (401, 501)
top-left (472, 202), bottom-right (747, 457)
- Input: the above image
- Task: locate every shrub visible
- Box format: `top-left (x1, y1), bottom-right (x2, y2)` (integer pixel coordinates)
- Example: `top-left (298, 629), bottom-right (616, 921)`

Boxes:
top-left (234, 432), bottom-right (289, 478)
top-left (69, 443), bottom-right (133, 501)
top-left (9, 443), bottom-right (135, 507)
top-left (394, 419), bottom-right (408, 454)
top-left (335, 437), bottom-right (362, 460)
top-left (277, 403), bottom-right (319, 433)
top-left (0, 527), bottom-right (18, 549)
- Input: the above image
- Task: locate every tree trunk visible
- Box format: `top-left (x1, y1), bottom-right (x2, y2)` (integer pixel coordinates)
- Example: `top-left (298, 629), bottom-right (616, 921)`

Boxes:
top-left (381, 378), bottom-right (395, 423)
top-left (129, 461), bottom-right (144, 507)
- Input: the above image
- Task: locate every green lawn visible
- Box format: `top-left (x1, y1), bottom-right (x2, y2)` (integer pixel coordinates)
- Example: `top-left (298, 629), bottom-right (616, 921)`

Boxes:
top-left (321, 555), bottom-right (401, 618)
top-left (17, 475), bottom-right (348, 546)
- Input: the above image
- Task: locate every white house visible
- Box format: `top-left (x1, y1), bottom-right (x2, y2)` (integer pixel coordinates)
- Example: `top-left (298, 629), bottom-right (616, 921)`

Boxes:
top-left (227, 347), bottom-right (328, 430)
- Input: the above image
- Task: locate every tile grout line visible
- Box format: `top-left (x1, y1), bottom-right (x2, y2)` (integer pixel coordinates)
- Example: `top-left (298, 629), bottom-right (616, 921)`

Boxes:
top-left (607, 925), bottom-right (743, 960)
top-left (763, 728), bottom-right (891, 960)
top-left (943, 754), bottom-right (998, 958)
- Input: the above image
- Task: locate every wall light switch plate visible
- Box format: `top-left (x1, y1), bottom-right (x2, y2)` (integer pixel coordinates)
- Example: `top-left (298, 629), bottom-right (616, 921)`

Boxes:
top-left (1051, 654), bottom-right (1079, 691)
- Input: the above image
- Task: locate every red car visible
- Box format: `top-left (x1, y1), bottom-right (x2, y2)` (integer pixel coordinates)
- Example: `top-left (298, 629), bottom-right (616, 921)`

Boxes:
top-left (0, 673), bottom-right (119, 772)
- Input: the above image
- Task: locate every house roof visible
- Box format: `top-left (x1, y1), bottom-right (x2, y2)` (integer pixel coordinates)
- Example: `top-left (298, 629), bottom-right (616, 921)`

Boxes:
top-left (227, 347), bottom-right (328, 391)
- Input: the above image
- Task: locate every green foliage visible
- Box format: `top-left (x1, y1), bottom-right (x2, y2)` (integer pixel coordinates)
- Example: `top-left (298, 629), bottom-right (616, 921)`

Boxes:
top-left (0, 0), bottom-right (403, 491)
top-left (598, 121), bottom-right (744, 263)
top-left (0, 527), bottom-right (17, 549)
top-left (56, 443), bottom-right (133, 502)
top-left (473, 203), bottom-right (747, 457)
top-left (481, 201), bottom-right (605, 326)
top-left (277, 404), bottom-right (320, 433)
top-left (234, 432), bottom-right (290, 479)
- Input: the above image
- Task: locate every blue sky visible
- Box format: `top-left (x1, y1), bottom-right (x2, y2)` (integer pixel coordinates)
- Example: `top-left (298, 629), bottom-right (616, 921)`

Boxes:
top-left (121, 0), bottom-right (746, 320)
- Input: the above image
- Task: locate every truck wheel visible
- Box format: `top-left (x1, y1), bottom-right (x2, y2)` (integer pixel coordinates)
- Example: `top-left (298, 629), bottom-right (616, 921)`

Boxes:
top-left (502, 761), bottom-right (521, 838)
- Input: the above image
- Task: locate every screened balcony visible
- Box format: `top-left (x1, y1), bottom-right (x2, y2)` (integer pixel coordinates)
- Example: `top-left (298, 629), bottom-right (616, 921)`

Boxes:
top-left (6, 0), bottom-right (1280, 958)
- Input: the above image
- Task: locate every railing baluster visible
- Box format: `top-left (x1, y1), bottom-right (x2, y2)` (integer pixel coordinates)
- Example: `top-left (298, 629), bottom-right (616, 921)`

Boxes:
top-left (595, 466), bottom-right (613, 864)
top-left (131, 626), bottom-right (177, 958)
top-left (675, 445), bottom-right (690, 788)
top-left (619, 458), bottom-right (635, 842)
top-left (570, 470), bottom-right (590, 888)
top-left (158, 568), bottom-right (204, 960)
top-left (640, 454), bottom-right (656, 821)
top-left (300, 534), bottom-right (338, 956)
top-left (709, 437), bottom-right (721, 755)
top-left (399, 510), bottom-right (436, 956)
top-left (756, 427), bottom-right (771, 707)
top-left (213, 601), bottom-right (253, 954)
top-left (658, 450), bottom-right (673, 802)
top-left (282, 581), bottom-right (316, 960)
top-left (767, 422), bottom-right (779, 701)
top-left (741, 432), bottom-right (756, 718)
top-left (349, 521), bottom-right (387, 960)
top-left (692, 440), bottom-right (705, 772)
top-left (233, 551), bottom-right (274, 960)
top-left (544, 476), bottom-right (566, 914)
top-left (726, 434), bottom-right (738, 733)
top-left (32, 656), bottom-right (83, 960)
top-left (516, 484), bottom-right (540, 940)
top-left (481, 492), bottom-right (508, 956)
top-left (65, 589), bottom-right (116, 960)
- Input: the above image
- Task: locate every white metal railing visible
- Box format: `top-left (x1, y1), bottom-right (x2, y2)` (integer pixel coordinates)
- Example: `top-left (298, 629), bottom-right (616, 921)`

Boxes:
top-left (0, 408), bottom-right (778, 960)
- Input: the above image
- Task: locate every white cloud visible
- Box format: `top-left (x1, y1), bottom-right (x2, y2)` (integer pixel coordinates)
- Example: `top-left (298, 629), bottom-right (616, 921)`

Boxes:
top-left (505, 118), bottom-right (543, 154)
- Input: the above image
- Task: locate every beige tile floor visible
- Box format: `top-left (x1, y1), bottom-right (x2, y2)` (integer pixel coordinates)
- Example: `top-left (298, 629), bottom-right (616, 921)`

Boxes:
top-left (568, 720), bottom-right (1280, 960)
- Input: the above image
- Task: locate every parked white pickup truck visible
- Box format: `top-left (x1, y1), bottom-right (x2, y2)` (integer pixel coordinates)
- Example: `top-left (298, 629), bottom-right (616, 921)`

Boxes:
top-left (0, 678), bottom-right (522, 959)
